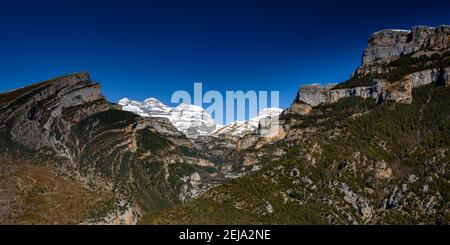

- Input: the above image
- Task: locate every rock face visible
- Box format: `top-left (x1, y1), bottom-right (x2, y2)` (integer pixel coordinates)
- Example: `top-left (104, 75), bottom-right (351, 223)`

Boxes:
top-left (296, 84), bottom-right (329, 107)
top-left (291, 81), bottom-right (382, 109)
top-left (292, 68), bottom-right (443, 109)
top-left (362, 25), bottom-right (450, 66)
top-left (119, 98), bottom-right (216, 139)
top-left (327, 83), bottom-right (382, 104)
top-left (0, 73), bottom-right (108, 150)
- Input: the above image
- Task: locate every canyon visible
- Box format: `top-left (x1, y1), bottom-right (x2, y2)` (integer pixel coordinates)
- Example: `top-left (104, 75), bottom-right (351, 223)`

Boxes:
top-left (0, 25), bottom-right (449, 224)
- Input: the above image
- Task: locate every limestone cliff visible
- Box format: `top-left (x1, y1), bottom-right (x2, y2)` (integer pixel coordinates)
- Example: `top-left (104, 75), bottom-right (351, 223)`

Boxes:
top-left (290, 25), bottom-right (450, 112)
top-left (361, 25), bottom-right (450, 66)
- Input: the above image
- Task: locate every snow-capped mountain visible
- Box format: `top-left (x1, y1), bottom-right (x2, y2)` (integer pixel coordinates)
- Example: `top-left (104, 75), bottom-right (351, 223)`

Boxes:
top-left (211, 108), bottom-right (283, 138)
top-left (169, 103), bottom-right (216, 139)
top-left (119, 98), bottom-right (216, 139)
top-left (119, 98), bottom-right (171, 118)
top-left (119, 98), bottom-right (282, 139)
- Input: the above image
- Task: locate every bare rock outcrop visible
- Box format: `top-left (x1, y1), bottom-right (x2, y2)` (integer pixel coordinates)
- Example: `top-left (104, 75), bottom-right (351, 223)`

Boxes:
top-left (288, 67), bottom-right (450, 113)
top-left (296, 84), bottom-right (329, 106)
top-left (0, 73), bottom-right (107, 150)
top-left (328, 81), bottom-right (383, 104)
top-left (362, 25), bottom-right (450, 66)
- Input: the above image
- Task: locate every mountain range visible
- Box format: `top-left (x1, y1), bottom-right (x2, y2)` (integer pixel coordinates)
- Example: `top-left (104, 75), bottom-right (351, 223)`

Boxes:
top-left (118, 98), bottom-right (217, 139)
top-left (0, 25), bottom-right (449, 224)
top-left (118, 97), bottom-right (283, 139)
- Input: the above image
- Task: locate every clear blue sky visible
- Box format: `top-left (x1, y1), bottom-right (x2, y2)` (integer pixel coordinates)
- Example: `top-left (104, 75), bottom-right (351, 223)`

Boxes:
top-left (1, 0), bottom-right (450, 112)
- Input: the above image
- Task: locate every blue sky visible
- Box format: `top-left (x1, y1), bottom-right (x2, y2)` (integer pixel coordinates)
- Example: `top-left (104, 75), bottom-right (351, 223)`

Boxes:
top-left (1, 0), bottom-right (450, 120)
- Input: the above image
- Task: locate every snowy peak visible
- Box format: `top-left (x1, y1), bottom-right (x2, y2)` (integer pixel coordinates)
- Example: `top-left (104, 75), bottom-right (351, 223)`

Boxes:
top-left (119, 98), bottom-right (216, 139)
top-left (119, 97), bottom-right (171, 117)
top-left (170, 104), bottom-right (216, 139)
top-left (118, 98), bottom-right (152, 117)
top-left (143, 98), bottom-right (170, 109)
top-left (142, 98), bottom-right (172, 117)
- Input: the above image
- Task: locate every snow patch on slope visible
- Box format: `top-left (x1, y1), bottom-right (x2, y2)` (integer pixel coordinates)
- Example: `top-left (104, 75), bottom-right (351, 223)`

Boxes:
top-left (211, 108), bottom-right (283, 138)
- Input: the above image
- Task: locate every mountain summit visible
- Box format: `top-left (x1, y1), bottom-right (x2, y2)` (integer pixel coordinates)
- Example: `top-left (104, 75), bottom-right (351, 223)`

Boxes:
top-left (119, 97), bottom-right (172, 118)
top-left (119, 98), bottom-right (216, 138)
